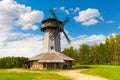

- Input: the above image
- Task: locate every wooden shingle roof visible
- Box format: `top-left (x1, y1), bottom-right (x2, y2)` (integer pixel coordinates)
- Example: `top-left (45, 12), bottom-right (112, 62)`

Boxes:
top-left (29, 52), bottom-right (73, 63)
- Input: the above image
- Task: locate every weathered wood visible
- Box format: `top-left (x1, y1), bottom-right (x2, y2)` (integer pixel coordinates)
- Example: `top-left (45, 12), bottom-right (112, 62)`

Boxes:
top-left (28, 18), bottom-right (73, 70)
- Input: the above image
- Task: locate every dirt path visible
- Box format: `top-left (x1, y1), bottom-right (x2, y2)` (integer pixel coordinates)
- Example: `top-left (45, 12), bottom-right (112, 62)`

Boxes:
top-left (7, 69), bottom-right (108, 80)
top-left (56, 70), bottom-right (108, 80)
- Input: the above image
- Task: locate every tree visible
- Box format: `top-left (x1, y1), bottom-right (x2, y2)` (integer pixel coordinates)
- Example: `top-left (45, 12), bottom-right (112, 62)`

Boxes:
top-left (0, 57), bottom-right (28, 69)
top-left (115, 34), bottom-right (120, 64)
top-left (97, 43), bottom-right (106, 64)
top-left (62, 34), bottom-right (120, 65)
top-left (78, 44), bottom-right (90, 64)
top-left (107, 35), bottom-right (116, 64)
top-left (62, 46), bottom-right (77, 64)
top-left (90, 45), bottom-right (99, 64)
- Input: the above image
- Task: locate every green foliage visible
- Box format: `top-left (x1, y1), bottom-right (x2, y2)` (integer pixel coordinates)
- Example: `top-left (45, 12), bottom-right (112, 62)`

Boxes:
top-left (62, 34), bottom-right (120, 65)
top-left (81, 65), bottom-right (120, 80)
top-left (78, 44), bottom-right (90, 64)
top-left (62, 46), bottom-right (78, 64)
top-left (72, 64), bottom-right (90, 69)
top-left (0, 70), bottom-right (71, 80)
top-left (0, 57), bottom-right (28, 69)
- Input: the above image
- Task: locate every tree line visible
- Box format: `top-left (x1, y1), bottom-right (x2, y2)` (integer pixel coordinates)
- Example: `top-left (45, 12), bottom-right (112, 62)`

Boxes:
top-left (62, 34), bottom-right (120, 65)
top-left (0, 57), bottom-right (28, 69)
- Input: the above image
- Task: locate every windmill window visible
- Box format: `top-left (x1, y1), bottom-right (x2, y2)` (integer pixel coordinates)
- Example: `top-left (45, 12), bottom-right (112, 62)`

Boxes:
top-left (51, 46), bottom-right (54, 50)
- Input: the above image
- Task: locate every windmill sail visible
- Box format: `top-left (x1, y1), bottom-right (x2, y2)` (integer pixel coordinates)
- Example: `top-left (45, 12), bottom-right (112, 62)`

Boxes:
top-left (50, 9), bottom-right (71, 44)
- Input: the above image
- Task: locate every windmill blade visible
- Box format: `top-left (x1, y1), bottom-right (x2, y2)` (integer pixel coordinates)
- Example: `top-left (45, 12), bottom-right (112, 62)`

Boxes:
top-left (50, 9), bottom-right (58, 20)
top-left (62, 16), bottom-right (69, 26)
top-left (62, 30), bottom-right (71, 44)
top-left (49, 9), bottom-right (71, 44)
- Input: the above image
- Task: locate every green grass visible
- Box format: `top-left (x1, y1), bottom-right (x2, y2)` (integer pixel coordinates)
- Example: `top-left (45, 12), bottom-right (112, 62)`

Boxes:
top-left (0, 69), bottom-right (71, 80)
top-left (1, 65), bottom-right (120, 80)
top-left (80, 65), bottom-right (120, 80)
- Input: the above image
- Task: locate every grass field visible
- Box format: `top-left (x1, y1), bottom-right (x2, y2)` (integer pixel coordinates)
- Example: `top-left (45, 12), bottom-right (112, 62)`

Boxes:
top-left (0, 65), bottom-right (120, 80)
top-left (0, 69), bottom-right (71, 80)
top-left (80, 65), bottom-right (120, 80)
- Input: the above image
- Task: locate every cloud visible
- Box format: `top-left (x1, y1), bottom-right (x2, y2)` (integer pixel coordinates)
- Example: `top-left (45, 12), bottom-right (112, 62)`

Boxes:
top-left (0, 28), bottom-right (106, 58)
top-left (61, 30), bottom-right (106, 49)
top-left (82, 19), bottom-right (98, 26)
top-left (0, 0), bottom-right (44, 31)
top-left (72, 34), bottom-right (106, 48)
top-left (0, 0), bottom-right (44, 57)
top-left (59, 7), bottom-right (69, 15)
top-left (74, 7), bottom-right (80, 13)
top-left (16, 11), bottom-right (43, 30)
top-left (118, 26), bottom-right (120, 29)
top-left (0, 32), bottom-right (43, 57)
top-left (74, 8), bottom-right (103, 26)
top-left (106, 20), bottom-right (113, 23)
top-left (54, 7), bottom-right (80, 15)
top-left (69, 7), bottom-right (80, 14)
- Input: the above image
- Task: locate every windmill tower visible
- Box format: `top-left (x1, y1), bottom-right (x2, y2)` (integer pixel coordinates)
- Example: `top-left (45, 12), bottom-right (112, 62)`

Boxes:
top-left (41, 9), bottom-right (71, 53)
top-left (29, 9), bottom-right (73, 69)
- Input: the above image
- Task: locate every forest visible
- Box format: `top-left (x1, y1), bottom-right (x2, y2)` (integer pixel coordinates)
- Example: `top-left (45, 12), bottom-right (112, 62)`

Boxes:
top-left (0, 57), bottom-right (28, 68)
top-left (62, 34), bottom-right (120, 65)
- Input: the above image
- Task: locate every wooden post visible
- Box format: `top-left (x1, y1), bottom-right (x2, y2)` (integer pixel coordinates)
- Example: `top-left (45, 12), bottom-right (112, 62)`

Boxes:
top-left (60, 63), bottom-right (63, 69)
top-left (54, 63), bottom-right (56, 69)
top-left (45, 63), bottom-right (47, 69)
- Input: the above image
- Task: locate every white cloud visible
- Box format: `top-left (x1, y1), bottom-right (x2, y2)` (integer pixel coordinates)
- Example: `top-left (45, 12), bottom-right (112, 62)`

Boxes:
top-left (73, 7), bottom-right (80, 13)
top-left (82, 19), bottom-right (98, 26)
top-left (71, 34), bottom-right (106, 48)
top-left (60, 7), bottom-right (65, 11)
top-left (74, 8), bottom-right (103, 26)
top-left (61, 31), bottom-right (106, 49)
top-left (0, 28), bottom-right (107, 58)
top-left (54, 7), bottom-right (80, 15)
top-left (106, 20), bottom-right (113, 23)
top-left (118, 26), bottom-right (120, 29)
top-left (16, 10), bottom-right (43, 30)
top-left (0, 32), bottom-right (43, 58)
top-left (0, 0), bottom-right (44, 58)
top-left (0, 0), bottom-right (44, 31)
top-left (60, 7), bottom-right (69, 15)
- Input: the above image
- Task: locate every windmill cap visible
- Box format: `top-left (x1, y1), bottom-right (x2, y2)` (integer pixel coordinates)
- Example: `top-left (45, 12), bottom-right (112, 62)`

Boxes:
top-left (40, 18), bottom-right (63, 31)
top-left (42, 18), bottom-right (62, 24)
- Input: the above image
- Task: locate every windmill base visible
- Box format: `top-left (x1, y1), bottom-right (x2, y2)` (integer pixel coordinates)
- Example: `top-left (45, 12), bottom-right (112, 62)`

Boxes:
top-left (25, 52), bottom-right (73, 70)
top-left (28, 61), bottom-right (72, 70)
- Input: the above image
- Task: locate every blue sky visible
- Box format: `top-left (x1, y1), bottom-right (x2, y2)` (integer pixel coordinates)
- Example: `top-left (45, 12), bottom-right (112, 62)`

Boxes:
top-left (17, 0), bottom-right (120, 36)
top-left (0, 0), bottom-right (120, 57)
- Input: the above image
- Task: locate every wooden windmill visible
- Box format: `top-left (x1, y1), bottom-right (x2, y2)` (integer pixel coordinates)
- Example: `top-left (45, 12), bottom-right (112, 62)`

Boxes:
top-left (41, 9), bottom-right (71, 53)
top-left (28, 9), bottom-right (73, 69)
